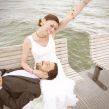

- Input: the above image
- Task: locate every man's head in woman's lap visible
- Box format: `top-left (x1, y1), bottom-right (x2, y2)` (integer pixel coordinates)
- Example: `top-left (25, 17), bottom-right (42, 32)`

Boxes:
top-left (36, 61), bottom-right (58, 80)
top-left (0, 61), bottom-right (58, 83)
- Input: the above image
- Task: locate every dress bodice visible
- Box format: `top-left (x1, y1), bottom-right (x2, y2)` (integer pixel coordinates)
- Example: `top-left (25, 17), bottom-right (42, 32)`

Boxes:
top-left (28, 35), bottom-right (57, 64)
top-left (28, 34), bottom-right (65, 78)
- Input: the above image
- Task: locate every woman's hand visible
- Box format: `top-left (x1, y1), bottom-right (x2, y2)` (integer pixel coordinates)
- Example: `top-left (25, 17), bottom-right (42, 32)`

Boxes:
top-left (57, 0), bottom-right (92, 31)
top-left (33, 70), bottom-right (48, 79)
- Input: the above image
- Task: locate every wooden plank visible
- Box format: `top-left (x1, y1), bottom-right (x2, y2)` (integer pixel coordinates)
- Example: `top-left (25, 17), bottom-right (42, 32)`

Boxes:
top-left (55, 43), bottom-right (67, 47)
top-left (91, 53), bottom-right (109, 58)
top-left (56, 50), bottom-right (68, 55)
top-left (90, 34), bottom-right (109, 39)
top-left (90, 39), bottom-right (109, 44)
top-left (0, 60), bottom-right (34, 69)
top-left (75, 71), bottom-right (109, 109)
top-left (56, 46), bottom-right (67, 52)
top-left (55, 38), bottom-right (67, 44)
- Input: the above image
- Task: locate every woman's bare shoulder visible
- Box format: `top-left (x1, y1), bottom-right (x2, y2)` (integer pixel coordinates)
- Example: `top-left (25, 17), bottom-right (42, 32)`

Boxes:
top-left (23, 36), bottom-right (31, 48)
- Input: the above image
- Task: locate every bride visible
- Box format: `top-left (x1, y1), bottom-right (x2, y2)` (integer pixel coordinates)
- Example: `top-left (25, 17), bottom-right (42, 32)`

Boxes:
top-left (21, 0), bottom-right (92, 109)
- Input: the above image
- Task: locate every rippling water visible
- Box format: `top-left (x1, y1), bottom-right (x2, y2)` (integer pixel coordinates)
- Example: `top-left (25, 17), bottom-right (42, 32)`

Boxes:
top-left (0, 0), bottom-right (109, 71)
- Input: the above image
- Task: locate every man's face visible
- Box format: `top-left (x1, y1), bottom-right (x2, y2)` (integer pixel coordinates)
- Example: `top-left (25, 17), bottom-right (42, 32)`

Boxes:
top-left (36, 61), bottom-right (55, 72)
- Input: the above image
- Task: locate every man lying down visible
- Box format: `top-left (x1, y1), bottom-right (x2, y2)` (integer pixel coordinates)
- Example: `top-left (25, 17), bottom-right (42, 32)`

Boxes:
top-left (0, 61), bottom-right (58, 109)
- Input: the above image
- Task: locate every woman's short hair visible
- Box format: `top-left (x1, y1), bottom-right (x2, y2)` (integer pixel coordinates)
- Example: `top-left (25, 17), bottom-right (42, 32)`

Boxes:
top-left (38, 14), bottom-right (59, 26)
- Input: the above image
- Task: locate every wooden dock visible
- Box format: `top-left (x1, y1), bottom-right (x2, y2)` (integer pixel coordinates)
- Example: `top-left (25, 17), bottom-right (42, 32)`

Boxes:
top-left (3, 68), bottom-right (109, 109)
top-left (1, 38), bottom-right (109, 109)
top-left (73, 69), bottom-right (109, 109)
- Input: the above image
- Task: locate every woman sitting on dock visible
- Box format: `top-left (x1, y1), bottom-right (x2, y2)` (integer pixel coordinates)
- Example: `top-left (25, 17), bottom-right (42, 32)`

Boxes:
top-left (21, 0), bottom-right (92, 109)
top-left (0, 0), bottom-right (91, 109)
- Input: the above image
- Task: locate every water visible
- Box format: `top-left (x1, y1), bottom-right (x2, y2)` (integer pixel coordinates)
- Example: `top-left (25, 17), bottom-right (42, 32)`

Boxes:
top-left (0, 0), bottom-right (109, 71)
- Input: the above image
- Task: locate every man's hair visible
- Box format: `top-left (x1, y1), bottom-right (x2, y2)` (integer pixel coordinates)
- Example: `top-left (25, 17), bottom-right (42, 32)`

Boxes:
top-left (47, 63), bottom-right (58, 80)
top-left (36, 63), bottom-right (58, 80)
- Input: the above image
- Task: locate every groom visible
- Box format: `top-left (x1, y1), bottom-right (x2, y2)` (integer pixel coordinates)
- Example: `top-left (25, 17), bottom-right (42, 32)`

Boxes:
top-left (0, 61), bottom-right (58, 109)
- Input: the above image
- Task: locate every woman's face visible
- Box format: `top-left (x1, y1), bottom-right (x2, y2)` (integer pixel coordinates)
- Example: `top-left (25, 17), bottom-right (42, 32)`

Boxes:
top-left (40, 20), bottom-right (59, 36)
top-left (36, 61), bottom-right (55, 72)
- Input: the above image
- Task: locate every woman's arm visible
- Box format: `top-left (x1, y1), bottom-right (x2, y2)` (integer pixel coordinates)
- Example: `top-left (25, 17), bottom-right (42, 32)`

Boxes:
top-left (21, 38), bottom-right (48, 79)
top-left (57, 0), bottom-right (92, 31)
top-left (21, 38), bottom-right (33, 73)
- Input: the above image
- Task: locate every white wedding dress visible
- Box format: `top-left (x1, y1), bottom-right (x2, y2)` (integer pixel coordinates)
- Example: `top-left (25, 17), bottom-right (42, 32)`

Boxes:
top-left (24, 35), bottom-right (78, 109)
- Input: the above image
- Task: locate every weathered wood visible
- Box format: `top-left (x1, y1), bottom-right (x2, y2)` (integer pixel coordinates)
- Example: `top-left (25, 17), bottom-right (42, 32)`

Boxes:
top-left (89, 34), bottom-right (109, 90)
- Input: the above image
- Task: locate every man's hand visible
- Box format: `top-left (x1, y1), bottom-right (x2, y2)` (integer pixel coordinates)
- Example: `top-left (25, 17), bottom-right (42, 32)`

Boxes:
top-left (33, 70), bottom-right (48, 79)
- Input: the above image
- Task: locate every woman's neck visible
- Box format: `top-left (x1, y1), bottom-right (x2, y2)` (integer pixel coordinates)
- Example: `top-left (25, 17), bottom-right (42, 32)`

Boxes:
top-left (33, 32), bottom-right (48, 42)
top-left (36, 32), bottom-right (47, 38)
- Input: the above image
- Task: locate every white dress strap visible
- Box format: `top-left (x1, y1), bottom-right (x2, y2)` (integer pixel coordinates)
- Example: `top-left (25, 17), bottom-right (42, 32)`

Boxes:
top-left (28, 35), bottom-right (35, 46)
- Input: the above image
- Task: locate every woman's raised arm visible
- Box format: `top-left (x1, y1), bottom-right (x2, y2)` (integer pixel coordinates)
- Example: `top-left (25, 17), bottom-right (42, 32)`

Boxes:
top-left (58, 0), bottom-right (92, 31)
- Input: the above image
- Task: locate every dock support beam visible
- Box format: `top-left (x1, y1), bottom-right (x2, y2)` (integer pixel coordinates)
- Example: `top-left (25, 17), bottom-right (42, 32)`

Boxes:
top-left (92, 66), bottom-right (107, 90)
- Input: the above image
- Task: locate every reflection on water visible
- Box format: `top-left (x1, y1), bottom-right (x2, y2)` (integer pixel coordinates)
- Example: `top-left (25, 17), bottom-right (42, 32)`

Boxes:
top-left (0, 0), bottom-right (109, 71)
